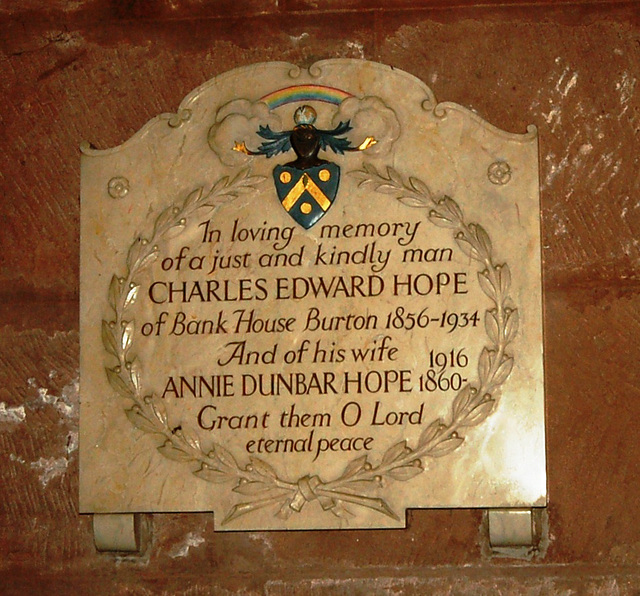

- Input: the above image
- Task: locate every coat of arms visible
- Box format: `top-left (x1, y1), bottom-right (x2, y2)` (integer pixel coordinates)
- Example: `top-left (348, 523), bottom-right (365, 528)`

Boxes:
top-left (234, 105), bottom-right (376, 228)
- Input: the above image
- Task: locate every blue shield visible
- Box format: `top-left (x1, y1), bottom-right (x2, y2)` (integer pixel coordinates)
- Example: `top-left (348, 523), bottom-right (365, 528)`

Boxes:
top-left (273, 163), bottom-right (340, 229)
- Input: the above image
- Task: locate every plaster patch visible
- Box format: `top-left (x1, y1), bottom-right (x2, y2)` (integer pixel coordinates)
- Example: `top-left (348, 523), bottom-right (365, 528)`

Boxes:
top-left (552, 214), bottom-right (568, 236)
top-left (66, 430), bottom-right (79, 455)
top-left (579, 143), bottom-right (593, 155)
top-left (249, 532), bottom-right (274, 554)
top-left (27, 376), bottom-right (79, 420)
top-left (289, 32), bottom-right (309, 44)
top-left (616, 72), bottom-right (636, 106)
top-left (595, 157), bottom-right (622, 193)
top-left (542, 155), bottom-right (569, 191)
top-left (543, 107), bottom-right (560, 125)
top-left (30, 456), bottom-right (69, 487)
top-left (558, 71), bottom-right (578, 98)
top-left (13, 378), bottom-right (80, 483)
top-left (532, 60), bottom-right (591, 193)
top-left (0, 402), bottom-right (26, 424)
top-left (169, 532), bottom-right (205, 558)
top-left (346, 41), bottom-right (365, 59)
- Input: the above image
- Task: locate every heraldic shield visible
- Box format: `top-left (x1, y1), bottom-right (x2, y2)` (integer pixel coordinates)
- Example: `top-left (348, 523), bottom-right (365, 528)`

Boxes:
top-left (273, 162), bottom-right (340, 229)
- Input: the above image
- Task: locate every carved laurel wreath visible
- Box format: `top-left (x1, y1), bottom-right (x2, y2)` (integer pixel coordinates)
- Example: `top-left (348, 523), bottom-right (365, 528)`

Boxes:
top-left (102, 164), bottom-right (518, 525)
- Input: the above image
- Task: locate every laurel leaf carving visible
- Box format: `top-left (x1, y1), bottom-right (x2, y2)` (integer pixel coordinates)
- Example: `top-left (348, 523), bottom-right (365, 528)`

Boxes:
top-left (339, 454), bottom-right (368, 480)
top-left (492, 356), bottom-right (514, 386)
top-left (485, 310), bottom-right (500, 344)
top-left (381, 440), bottom-right (408, 466)
top-left (474, 224), bottom-right (492, 257)
top-left (125, 406), bottom-right (160, 434)
top-left (223, 499), bottom-right (280, 525)
top-left (213, 444), bottom-right (238, 471)
top-left (398, 195), bottom-right (426, 208)
top-left (238, 174), bottom-right (266, 188)
top-left (478, 348), bottom-right (493, 386)
top-left (452, 386), bottom-right (475, 420)
top-left (409, 176), bottom-right (431, 197)
top-left (386, 464), bottom-right (423, 481)
top-left (477, 270), bottom-right (497, 301)
top-left (387, 167), bottom-right (402, 185)
top-left (194, 465), bottom-right (233, 484)
top-left (276, 500), bottom-right (296, 520)
top-left (179, 424), bottom-right (201, 451)
top-left (153, 206), bottom-right (176, 236)
top-left (105, 367), bottom-right (133, 397)
top-left (101, 320), bottom-right (118, 357)
top-left (340, 479), bottom-right (381, 494)
top-left (183, 187), bottom-right (203, 209)
top-left (212, 176), bottom-right (230, 192)
top-left (121, 321), bottom-right (134, 353)
top-left (126, 238), bottom-right (146, 271)
top-left (165, 222), bottom-right (186, 239)
top-left (462, 400), bottom-right (495, 427)
top-left (429, 436), bottom-right (464, 457)
top-left (108, 275), bottom-right (121, 310)
top-left (418, 419), bottom-right (443, 448)
top-left (151, 399), bottom-right (168, 426)
top-left (123, 284), bottom-right (139, 309)
top-left (441, 196), bottom-right (463, 221)
top-left (233, 481), bottom-right (278, 496)
top-left (498, 264), bottom-right (511, 295)
top-left (374, 183), bottom-right (402, 194)
top-left (250, 457), bottom-right (278, 480)
top-left (504, 309), bottom-right (519, 344)
top-left (157, 440), bottom-right (193, 462)
top-left (129, 359), bottom-right (141, 393)
top-left (135, 247), bottom-right (159, 272)
top-left (329, 502), bottom-right (355, 519)
top-left (455, 236), bottom-right (480, 260)
top-left (429, 211), bottom-right (458, 228)
top-left (327, 492), bottom-right (400, 521)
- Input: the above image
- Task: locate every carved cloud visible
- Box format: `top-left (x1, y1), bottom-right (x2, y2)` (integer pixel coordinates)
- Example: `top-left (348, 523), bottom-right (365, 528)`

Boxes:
top-left (331, 96), bottom-right (400, 157)
top-left (208, 99), bottom-right (283, 166)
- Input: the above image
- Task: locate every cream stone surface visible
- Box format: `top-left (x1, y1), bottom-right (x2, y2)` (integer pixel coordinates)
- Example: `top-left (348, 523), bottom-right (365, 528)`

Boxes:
top-left (80, 60), bottom-right (546, 530)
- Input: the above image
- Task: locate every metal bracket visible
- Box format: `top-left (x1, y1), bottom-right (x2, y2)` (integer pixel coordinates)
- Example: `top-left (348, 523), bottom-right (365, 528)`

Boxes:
top-left (93, 513), bottom-right (144, 553)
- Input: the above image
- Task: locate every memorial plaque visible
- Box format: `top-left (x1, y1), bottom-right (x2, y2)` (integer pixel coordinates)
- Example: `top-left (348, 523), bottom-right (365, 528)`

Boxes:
top-left (80, 60), bottom-right (546, 530)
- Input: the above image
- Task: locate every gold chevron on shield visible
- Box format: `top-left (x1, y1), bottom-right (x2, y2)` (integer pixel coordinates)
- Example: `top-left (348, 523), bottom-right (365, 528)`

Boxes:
top-left (281, 172), bottom-right (331, 212)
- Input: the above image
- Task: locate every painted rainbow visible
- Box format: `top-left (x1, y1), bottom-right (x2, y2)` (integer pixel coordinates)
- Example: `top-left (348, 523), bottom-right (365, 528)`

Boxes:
top-left (260, 84), bottom-right (353, 109)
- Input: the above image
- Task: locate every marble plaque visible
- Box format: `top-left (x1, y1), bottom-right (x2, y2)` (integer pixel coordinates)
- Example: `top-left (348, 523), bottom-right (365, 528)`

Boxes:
top-left (80, 60), bottom-right (546, 530)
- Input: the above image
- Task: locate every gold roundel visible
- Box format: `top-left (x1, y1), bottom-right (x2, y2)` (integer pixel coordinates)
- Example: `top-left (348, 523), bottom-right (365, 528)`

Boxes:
top-left (280, 171), bottom-right (292, 184)
top-left (319, 169), bottom-right (331, 182)
top-left (300, 202), bottom-right (312, 214)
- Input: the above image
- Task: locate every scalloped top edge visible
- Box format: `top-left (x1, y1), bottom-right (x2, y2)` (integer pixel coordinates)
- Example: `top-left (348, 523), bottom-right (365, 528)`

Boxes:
top-left (80, 59), bottom-right (536, 156)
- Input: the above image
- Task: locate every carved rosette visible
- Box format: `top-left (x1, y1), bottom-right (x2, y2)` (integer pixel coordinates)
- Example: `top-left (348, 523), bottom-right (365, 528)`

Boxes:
top-left (488, 161), bottom-right (512, 185)
top-left (108, 176), bottom-right (130, 198)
